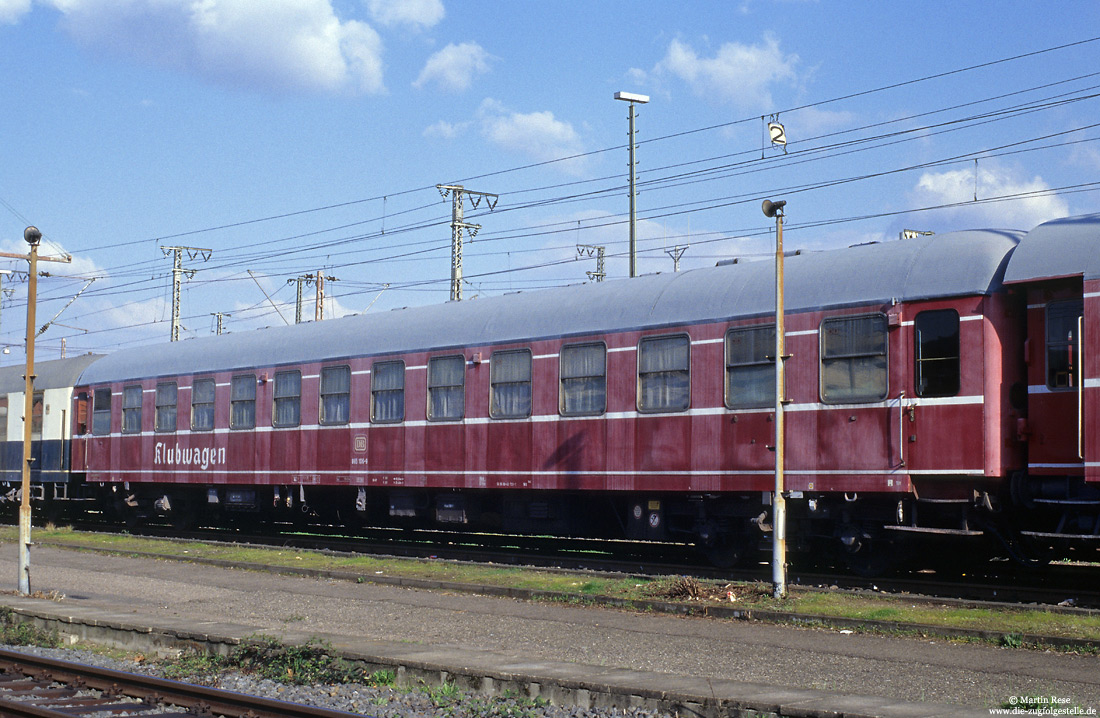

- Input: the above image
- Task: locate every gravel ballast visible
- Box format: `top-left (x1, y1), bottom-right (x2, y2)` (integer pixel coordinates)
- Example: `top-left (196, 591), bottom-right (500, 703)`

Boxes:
top-left (2, 644), bottom-right (674, 718)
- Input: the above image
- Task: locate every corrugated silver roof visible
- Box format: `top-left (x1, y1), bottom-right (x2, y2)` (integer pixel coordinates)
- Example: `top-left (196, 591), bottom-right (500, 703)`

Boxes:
top-left (78, 228), bottom-right (1021, 385)
top-left (1004, 213), bottom-right (1100, 284)
top-left (0, 354), bottom-right (103, 394)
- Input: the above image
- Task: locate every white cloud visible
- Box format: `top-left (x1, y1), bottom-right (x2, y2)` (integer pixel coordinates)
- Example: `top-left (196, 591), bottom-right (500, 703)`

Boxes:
top-left (785, 105), bottom-right (853, 138)
top-left (1068, 142), bottom-right (1100, 172)
top-left (477, 99), bottom-right (586, 173)
top-left (423, 119), bottom-right (468, 139)
top-left (366, 0), bottom-right (443, 29)
top-left (655, 35), bottom-right (798, 110)
top-left (911, 163), bottom-right (1070, 230)
top-left (414, 42), bottom-right (491, 92)
top-left (42, 0), bottom-right (385, 95)
top-left (0, 0), bottom-right (30, 24)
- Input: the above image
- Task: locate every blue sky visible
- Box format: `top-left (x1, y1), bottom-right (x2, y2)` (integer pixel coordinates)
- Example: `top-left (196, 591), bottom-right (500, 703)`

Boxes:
top-left (0, 0), bottom-right (1098, 360)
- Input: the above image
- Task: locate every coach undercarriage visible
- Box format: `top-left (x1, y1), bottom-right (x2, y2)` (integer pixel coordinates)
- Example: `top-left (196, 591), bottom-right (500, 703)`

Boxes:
top-left (1010, 473), bottom-right (1100, 560)
top-left (8, 469), bottom-right (1097, 576)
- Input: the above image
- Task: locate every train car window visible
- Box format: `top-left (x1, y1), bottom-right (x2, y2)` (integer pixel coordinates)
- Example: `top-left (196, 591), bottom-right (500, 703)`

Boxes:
top-left (820, 314), bottom-right (888, 403)
top-left (191, 378), bottom-right (216, 431)
top-left (1047, 300), bottom-right (1084, 389)
top-left (319, 365), bottom-right (351, 426)
top-left (92, 389), bottom-right (111, 435)
top-left (371, 360), bottom-right (405, 423)
top-left (273, 371), bottom-right (301, 428)
top-left (490, 349), bottom-right (532, 419)
top-left (0, 397), bottom-right (6, 438)
top-left (31, 391), bottom-right (43, 441)
top-left (638, 334), bottom-right (690, 413)
top-left (560, 342), bottom-right (606, 416)
top-left (155, 382), bottom-right (178, 432)
top-left (230, 375), bottom-right (256, 429)
top-left (915, 310), bottom-right (960, 397)
top-left (725, 325), bottom-right (776, 409)
top-left (122, 385), bottom-right (143, 434)
top-left (427, 355), bottom-right (465, 421)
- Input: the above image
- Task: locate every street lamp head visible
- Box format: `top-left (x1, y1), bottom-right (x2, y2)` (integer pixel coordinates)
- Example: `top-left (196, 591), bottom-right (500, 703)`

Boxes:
top-left (614, 91), bottom-right (650, 104)
top-left (761, 199), bottom-right (786, 218)
top-left (23, 226), bottom-right (41, 246)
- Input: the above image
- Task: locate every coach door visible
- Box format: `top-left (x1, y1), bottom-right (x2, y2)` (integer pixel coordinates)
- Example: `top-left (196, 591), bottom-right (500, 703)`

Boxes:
top-left (1029, 297), bottom-right (1085, 475)
top-left (904, 308), bottom-right (974, 476)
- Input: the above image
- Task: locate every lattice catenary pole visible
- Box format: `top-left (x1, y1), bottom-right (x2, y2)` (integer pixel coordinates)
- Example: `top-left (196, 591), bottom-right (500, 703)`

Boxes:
top-left (437, 184), bottom-right (498, 301)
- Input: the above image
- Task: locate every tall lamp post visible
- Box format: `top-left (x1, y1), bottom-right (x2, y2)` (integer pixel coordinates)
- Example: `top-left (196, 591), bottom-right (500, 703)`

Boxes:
top-left (19, 226), bottom-right (41, 596)
top-left (762, 199), bottom-right (788, 599)
top-left (614, 91), bottom-right (648, 278)
top-left (0, 226), bottom-right (72, 595)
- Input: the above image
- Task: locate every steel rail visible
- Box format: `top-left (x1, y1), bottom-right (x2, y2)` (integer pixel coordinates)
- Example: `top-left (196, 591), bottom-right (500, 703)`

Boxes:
top-left (47, 521), bottom-right (1100, 610)
top-left (54, 518), bottom-right (1100, 607)
top-left (0, 648), bottom-right (357, 718)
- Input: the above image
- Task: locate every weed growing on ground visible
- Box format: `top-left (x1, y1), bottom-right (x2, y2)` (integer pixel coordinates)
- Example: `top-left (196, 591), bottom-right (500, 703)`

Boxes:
top-left (231, 637), bottom-right (366, 685)
top-left (0, 607), bottom-right (61, 648)
top-left (418, 678), bottom-right (463, 706)
top-left (160, 637), bottom-right (387, 686)
top-left (159, 650), bottom-right (226, 681)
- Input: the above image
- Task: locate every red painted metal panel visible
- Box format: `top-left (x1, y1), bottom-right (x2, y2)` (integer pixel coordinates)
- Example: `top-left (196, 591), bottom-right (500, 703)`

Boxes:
top-left (425, 424), bottom-right (464, 488)
top-left (316, 428), bottom-right (349, 474)
top-left (1087, 279), bottom-right (1100, 483)
top-left (227, 430), bottom-right (256, 483)
top-left (368, 425), bottom-right (404, 477)
top-left (69, 288), bottom-right (1027, 503)
top-left (550, 419), bottom-right (606, 490)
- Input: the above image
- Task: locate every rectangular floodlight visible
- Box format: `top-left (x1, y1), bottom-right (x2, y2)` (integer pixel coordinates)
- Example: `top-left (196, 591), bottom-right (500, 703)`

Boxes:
top-left (614, 91), bottom-right (650, 103)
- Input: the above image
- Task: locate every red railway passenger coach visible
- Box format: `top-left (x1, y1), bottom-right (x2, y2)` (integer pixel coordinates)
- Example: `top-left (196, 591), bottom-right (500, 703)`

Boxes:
top-left (63, 215), bottom-right (1100, 569)
top-left (65, 224), bottom-right (1027, 568)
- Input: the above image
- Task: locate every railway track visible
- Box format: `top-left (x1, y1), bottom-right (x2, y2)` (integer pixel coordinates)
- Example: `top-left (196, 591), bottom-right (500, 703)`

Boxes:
top-left (0, 647), bottom-right (356, 718)
top-left (61, 520), bottom-right (1100, 609)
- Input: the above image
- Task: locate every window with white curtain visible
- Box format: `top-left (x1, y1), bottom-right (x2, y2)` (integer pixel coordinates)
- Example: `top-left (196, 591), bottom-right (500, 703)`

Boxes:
top-left (637, 334), bottom-right (690, 412)
top-left (122, 385), bottom-right (143, 434)
top-left (190, 378), bottom-right (215, 431)
top-left (371, 360), bottom-right (405, 423)
top-left (559, 342), bottom-right (606, 416)
top-left (428, 355), bottom-right (465, 421)
top-left (155, 382), bottom-right (177, 432)
top-left (725, 325), bottom-right (776, 409)
top-left (320, 365), bottom-right (350, 425)
top-left (230, 375), bottom-right (256, 429)
top-left (820, 314), bottom-right (888, 403)
top-left (490, 349), bottom-right (532, 419)
top-left (273, 370), bottom-right (301, 427)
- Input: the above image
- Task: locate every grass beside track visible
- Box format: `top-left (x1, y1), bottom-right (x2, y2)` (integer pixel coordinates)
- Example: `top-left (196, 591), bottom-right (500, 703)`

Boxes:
top-left (5, 525), bottom-right (1100, 648)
